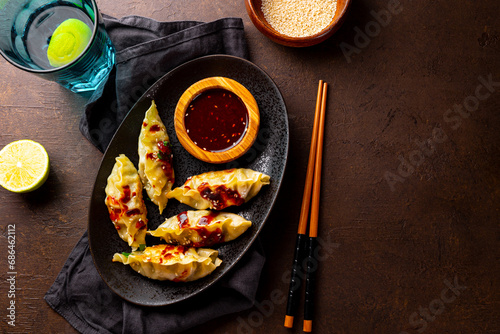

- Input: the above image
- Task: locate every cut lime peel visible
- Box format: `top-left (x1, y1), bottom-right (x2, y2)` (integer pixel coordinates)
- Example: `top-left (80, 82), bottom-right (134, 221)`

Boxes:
top-left (47, 18), bottom-right (92, 68)
top-left (0, 140), bottom-right (50, 193)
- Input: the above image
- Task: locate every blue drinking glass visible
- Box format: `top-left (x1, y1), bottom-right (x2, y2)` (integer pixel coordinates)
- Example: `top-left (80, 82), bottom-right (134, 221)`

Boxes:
top-left (0, 0), bottom-right (115, 93)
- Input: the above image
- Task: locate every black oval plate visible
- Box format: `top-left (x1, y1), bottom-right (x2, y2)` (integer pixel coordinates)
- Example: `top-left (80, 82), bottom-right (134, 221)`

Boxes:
top-left (88, 55), bottom-right (289, 306)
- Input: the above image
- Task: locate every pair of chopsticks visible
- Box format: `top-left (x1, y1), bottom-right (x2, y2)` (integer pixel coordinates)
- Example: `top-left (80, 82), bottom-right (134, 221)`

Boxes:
top-left (284, 80), bottom-right (328, 332)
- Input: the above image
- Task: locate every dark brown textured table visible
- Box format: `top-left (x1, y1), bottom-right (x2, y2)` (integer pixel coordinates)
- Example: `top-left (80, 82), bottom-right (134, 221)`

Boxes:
top-left (1, 0), bottom-right (499, 333)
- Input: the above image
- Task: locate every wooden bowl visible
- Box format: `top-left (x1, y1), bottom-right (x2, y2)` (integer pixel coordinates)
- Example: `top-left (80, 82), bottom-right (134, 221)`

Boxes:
top-left (174, 77), bottom-right (260, 164)
top-left (245, 0), bottom-right (351, 47)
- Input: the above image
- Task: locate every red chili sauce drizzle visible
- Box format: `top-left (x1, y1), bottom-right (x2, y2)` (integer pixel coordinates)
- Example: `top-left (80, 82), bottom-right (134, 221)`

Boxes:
top-left (176, 211), bottom-right (225, 246)
top-left (177, 212), bottom-right (190, 228)
top-left (108, 205), bottom-right (122, 222)
top-left (194, 211), bottom-right (224, 246)
top-left (159, 245), bottom-right (184, 263)
top-left (160, 245), bottom-right (187, 257)
top-left (122, 185), bottom-right (132, 203)
top-left (192, 227), bottom-right (223, 247)
top-left (107, 187), bottom-right (132, 222)
top-left (197, 182), bottom-right (245, 210)
top-left (149, 124), bottom-right (161, 132)
top-left (135, 219), bottom-right (146, 230)
top-left (198, 211), bottom-right (219, 225)
top-left (184, 88), bottom-right (248, 152)
top-left (145, 140), bottom-right (174, 181)
top-left (107, 185), bottom-right (144, 231)
top-left (157, 141), bottom-right (175, 181)
top-left (126, 208), bottom-right (141, 216)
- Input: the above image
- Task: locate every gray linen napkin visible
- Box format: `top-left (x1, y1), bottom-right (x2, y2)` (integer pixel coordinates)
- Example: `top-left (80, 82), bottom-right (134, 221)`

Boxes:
top-left (45, 15), bottom-right (265, 334)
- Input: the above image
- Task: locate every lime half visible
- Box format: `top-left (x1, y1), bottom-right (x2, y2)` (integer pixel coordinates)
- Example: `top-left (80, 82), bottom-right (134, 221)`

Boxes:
top-left (47, 18), bottom-right (92, 67)
top-left (0, 140), bottom-right (50, 193)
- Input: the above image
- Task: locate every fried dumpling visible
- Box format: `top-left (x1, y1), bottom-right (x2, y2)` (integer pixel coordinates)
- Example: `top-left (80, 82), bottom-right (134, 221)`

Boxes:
top-left (112, 244), bottom-right (222, 282)
top-left (138, 100), bottom-right (175, 214)
top-left (167, 168), bottom-right (270, 210)
top-left (105, 154), bottom-right (147, 250)
top-left (148, 210), bottom-right (252, 247)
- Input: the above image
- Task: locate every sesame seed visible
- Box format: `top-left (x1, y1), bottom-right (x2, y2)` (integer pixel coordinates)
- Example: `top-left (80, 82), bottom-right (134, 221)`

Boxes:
top-left (261, 0), bottom-right (337, 37)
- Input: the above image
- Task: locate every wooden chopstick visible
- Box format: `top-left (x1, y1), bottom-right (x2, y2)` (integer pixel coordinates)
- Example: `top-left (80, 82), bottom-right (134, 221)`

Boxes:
top-left (304, 81), bottom-right (327, 332)
top-left (284, 80), bottom-right (327, 329)
top-left (308, 81), bottom-right (327, 239)
top-left (297, 80), bottom-right (325, 236)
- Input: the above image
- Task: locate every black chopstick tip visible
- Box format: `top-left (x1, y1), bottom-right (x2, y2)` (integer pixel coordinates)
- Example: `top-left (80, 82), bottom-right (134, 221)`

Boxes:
top-left (284, 315), bottom-right (294, 328)
top-left (303, 319), bottom-right (313, 332)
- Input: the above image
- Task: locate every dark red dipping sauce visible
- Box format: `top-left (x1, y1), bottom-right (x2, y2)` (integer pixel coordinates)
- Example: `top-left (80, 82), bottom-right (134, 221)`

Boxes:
top-left (184, 88), bottom-right (248, 152)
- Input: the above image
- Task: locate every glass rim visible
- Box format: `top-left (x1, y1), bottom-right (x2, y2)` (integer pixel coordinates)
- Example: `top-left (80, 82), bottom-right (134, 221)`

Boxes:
top-left (0, 0), bottom-right (101, 74)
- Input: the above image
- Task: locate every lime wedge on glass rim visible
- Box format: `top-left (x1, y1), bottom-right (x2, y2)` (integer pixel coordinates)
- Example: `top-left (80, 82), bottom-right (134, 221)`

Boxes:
top-left (0, 140), bottom-right (50, 193)
top-left (47, 18), bottom-right (92, 68)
